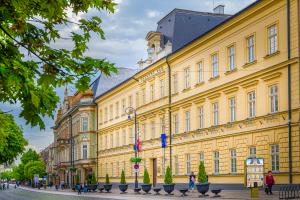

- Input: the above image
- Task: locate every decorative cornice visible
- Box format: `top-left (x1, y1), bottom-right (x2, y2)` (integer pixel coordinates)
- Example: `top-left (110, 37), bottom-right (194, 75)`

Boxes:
top-left (261, 72), bottom-right (282, 82)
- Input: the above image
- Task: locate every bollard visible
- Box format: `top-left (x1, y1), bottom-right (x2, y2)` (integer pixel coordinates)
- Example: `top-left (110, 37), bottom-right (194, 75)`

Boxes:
top-left (250, 182), bottom-right (259, 198)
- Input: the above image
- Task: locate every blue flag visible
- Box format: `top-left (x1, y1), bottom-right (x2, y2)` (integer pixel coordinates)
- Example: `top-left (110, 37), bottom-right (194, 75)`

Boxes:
top-left (161, 133), bottom-right (167, 148)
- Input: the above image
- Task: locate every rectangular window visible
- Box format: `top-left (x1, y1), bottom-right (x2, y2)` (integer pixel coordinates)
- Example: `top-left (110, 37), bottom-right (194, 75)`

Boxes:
top-left (115, 102), bottom-right (119, 117)
top-left (129, 95), bottom-right (132, 107)
top-left (150, 84), bottom-right (154, 102)
top-left (122, 129), bottom-right (126, 146)
top-left (186, 154), bottom-right (191, 175)
top-left (199, 152), bottom-right (204, 163)
top-left (212, 102), bottom-right (219, 126)
top-left (110, 134), bottom-right (113, 148)
top-left (184, 68), bottom-right (190, 89)
top-left (142, 124), bottom-right (146, 141)
top-left (123, 161), bottom-right (126, 172)
top-left (160, 116), bottom-right (165, 133)
top-left (214, 151), bottom-right (220, 174)
top-left (230, 149), bottom-right (237, 173)
top-left (269, 85), bottom-right (278, 113)
top-left (142, 89), bottom-right (146, 105)
top-left (135, 92), bottom-right (139, 108)
top-left (198, 62), bottom-right (203, 83)
top-left (185, 111), bottom-right (190, 132)
top-left (162, 157), bottom-right (165, 176)
top-left (109, 104), bottom-right (113, 120)
top-left (249, 147), bottom-right (256, 158)
top-left (248, 92), bottom-right (256, 117)
top-left (268, 25), bottom-right (278, 54)
top-left (151, 121), bottom-right (155, 138)
top-left (229, 97), bottom-right (236, 122)
top-left (174, 155), bottom-right (179, 175)
top-left (82, 144), bottom-right (87, 159)
top-left (212, 53), bottom-right (219, 78)
top-left (82, 117), bottom-right (88, 131)
top-left (122, 99), bottom-right (126, 114)
top-left (129, 127), bottom-right (133, 144)
top-left (247, 35), bottom-right (255, 63)
top-left (174, 114), bottom-right (179, 134)
top-left (104, 107), bottom-right (108, 122)
top-left (228, 46), bottom-right (235, 70)
top-left (199, 106), bottom-right (204, 129)
top-left (160, 79), bottom-right (165, 97)
top-left (99, 110), bottom-right (103, 124)
top-left (271, 144), bottom-right (279, 171)
top-left (111, 163), bottom-right (114, 177)
top-left (173, 74), bottom-right (178, 94)
top-left (116, 132), bottom-right (120, 147)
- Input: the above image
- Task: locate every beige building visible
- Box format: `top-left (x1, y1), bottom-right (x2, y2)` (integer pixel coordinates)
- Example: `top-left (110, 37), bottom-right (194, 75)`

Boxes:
top-left (96, 0), bottom-right (300, 186)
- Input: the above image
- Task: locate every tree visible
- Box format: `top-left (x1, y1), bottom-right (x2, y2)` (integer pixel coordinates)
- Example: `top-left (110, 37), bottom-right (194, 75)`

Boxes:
top-left (164, 166), bottom-right (173, 184)
top-left (0, 171), bottom-right (13, 181)
top-left (0, 0), bottom-right (118, 129)
top-left (143, 168), bottom-right (150, 184)
top-left (0, 111), bottom-right (27, 164)
top-left (197, 161), bottom-right (208, 183)
top-left (20, 149), bottom-right (40, 164)
top-left (105, 174), bottom-right (110, 184)
top-left (120, 170), bottom-right (126, 184)
top-left (91, 172), bottom-right (97, 185)
top-left (24, 160), bottom-right (45, 180)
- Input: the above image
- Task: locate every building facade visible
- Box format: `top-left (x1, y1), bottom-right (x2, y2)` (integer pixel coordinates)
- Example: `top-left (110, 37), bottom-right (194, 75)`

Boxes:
top-left (96, 0), bottom-right (300, 186)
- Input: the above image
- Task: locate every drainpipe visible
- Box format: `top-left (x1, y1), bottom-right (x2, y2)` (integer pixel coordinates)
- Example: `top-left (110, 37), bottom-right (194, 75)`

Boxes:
top-left (166, 54), bottom-right (172, 172)
top-left (287, 0), bottom-right (292, 184)
top-left (96, 104), bottom-right (99, 182)
top-left (69, 115), bottom-right (74, 187)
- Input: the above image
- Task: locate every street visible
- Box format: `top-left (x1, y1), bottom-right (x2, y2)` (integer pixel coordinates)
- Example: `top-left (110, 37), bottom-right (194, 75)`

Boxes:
top-left (0, 188), bottom-right (116, 200)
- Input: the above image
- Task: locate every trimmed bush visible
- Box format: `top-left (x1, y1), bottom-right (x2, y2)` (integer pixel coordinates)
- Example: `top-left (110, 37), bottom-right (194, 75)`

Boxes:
top-left (197, 161), bottom-right (207, 183)
top-left (105, 174), bottom-right (110, 184)
top-left (91, 172), bottom-right (97, 184)
top-left (164, 166), bottom-right (172, 184)
top-left (120, 170), bottom-right (126, 184)
top-left (75, 174), bottom-right (80, 184)
top-left (143, 168), bottom-right (150, 184)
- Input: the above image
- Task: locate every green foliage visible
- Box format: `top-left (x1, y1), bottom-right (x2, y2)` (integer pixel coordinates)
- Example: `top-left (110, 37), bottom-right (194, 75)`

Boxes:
top-left (0, 171), bottom-right (13, 180)
top-left (105, 174), bottom-right (110, 184)
top-left (130, 157), bottom-right (142, 163)
top-left (143, 168), bottom-right (150, 184)
top-left (75, 174), bottom-right (80, 184)
top-left (0, 0), bottom-right (118, 129)
top-left (0, 111), bottom-right (27, 164)
top-left (197, 161), bottom-right (207, 183)
top-left (164, 166), bottom-right (173, 184)
top-left (24, 160), bottom-right (45, 180)
top-left (91, 172), bottom-right (97, 185)
top-left (120, 170), bottom-right (126, 184)
top-left (20, 149), bottom-right (40, 165)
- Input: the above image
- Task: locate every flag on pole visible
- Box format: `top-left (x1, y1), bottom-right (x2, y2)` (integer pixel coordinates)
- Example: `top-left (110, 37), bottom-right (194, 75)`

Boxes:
top-left (161, 133), bottom-right (167, 148)
top-left (137, 137), bottom-right (141, 152)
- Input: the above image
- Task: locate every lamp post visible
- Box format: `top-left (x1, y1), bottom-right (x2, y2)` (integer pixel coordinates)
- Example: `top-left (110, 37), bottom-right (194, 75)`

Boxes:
top-left (125, 106), bottom-right (138, 189)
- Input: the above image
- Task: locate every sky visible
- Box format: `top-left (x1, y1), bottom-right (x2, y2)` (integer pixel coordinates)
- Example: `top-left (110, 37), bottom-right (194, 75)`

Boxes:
top-left (0, 0), bottom-right (257, 152)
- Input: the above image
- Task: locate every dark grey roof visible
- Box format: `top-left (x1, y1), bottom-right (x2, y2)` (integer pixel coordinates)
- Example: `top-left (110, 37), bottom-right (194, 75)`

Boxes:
top-left (156, 9), bottom-right (231, 52)
top-left (91, 67), bottom-right (137, 100)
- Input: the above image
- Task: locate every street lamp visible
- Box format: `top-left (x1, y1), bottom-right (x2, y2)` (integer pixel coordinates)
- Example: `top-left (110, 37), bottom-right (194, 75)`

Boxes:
top-left (125, 106), bottom-right (139, 189)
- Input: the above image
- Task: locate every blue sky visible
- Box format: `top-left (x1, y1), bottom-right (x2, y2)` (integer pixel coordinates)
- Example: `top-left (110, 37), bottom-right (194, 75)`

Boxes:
top-left (0, 0), bottom-right (256, 152)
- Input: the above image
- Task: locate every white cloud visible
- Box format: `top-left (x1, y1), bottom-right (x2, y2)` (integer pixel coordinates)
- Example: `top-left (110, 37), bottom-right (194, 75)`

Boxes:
top-left (147, 10), bottom-right (161, 18)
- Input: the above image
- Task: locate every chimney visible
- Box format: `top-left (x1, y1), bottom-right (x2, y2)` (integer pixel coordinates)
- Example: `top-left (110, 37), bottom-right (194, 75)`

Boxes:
top-left (213, 5), bottom-right (225, 14)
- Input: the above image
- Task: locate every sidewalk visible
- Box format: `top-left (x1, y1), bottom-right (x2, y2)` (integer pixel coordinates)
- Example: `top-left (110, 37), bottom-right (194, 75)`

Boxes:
top-left (20, 186), bottom-right (278, 200)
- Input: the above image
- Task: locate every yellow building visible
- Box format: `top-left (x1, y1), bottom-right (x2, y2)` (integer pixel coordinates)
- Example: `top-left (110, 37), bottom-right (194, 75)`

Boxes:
top-left (96, 0), bottom-right (300, 186)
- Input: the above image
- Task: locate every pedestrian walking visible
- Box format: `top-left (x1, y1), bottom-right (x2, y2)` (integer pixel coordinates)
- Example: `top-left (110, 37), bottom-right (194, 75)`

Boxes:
top-left (189, 172), bottom-right (196, 190)
top-left (265, 170), bottom-right (275, 195)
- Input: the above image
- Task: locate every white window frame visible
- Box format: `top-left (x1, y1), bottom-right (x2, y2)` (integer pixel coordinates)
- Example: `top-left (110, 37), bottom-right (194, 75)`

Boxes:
top-left (184, 68), bottom-right (190, 89)
top-left (199, 106), bottom-right (204, 129)
top-left (212, 53), bottom-right (219, 78)
top-left (214, 151), bottom-right (220, 174)
top-left (268, 25), bottom-right (278, 54)
top-left (151, 121), bottom-right (155, 139)
top-left (248, 91), bottom-right (256, 118)
top-left (81, 117), bottom-right (88, 132)
top-left (174, 114), bottom-right (179, 134)
top-left (199, 152), bottom-right (204, 163)
top-left (230, 149), bottom-right (237, 173)
top-left (186, 154), bottom-right (191, 175)
top-left (271, 144), bottom-right (279, 172)
top-left (249, 147), bottom-right (256, 158)
top-left (269, 85), bottom-right (278, 113)
top-left (229, 97), bottom-right (236, 122)
top-left (122, 129), bottom-right (126, 146)
top-left (150, 84), bottom-right (154, 102)
top-left (212, 102), bottom-right (219, 126)
top-left (173, 74), bottom-right (178, 94)
top-left (82, 144), bottom-right (88, 159)
top-left (142, 89), bottom-right (146, 105)
top-left (247, 35), bottom-right (255, 63)
top-left (160, 79), bottom-right (165, 97)
top-left (161, 116), bottom-right (165, 133)
top-left (185, 111), bottom-right (190, 132)
top-left (174, 155), bottom-right (179, 175)
top-left (198, 62), bottom-right (203, 83)
top-left (228, 46), bottom-right (235, 71)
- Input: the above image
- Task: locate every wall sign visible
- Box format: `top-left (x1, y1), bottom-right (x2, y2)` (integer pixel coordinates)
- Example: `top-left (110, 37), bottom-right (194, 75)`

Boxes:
top-left (139, 67), bottom-right (164, 83)
top-left (246, 157), bottom-right (264, 188)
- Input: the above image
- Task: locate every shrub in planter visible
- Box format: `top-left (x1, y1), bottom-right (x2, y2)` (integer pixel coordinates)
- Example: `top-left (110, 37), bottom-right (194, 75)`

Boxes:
top-left (163, 166), bottom-right (175, 195)
top-left (141, 168), bottom-right (152, 194)
top-left (118, 170), bottom-right (128, 194)
top-left (196, 161), bottom-right (210, 196)
top-left (103, 174), bottom-right (112, 193)
top-left (90, 172), bottom-right (97, 191)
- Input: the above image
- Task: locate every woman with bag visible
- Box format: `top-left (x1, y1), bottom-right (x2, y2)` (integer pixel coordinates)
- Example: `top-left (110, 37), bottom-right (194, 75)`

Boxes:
top-left (189, 172), bottom-right (196, 190)
top-left (265, 171), bottom-right (275, 195)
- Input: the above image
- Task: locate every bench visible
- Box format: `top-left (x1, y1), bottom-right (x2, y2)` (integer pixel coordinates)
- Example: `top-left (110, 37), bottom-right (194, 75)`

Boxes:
top-left (153, 187), bottom-right (161, 195)
top-left (179, 188), bottom-right (188, 196)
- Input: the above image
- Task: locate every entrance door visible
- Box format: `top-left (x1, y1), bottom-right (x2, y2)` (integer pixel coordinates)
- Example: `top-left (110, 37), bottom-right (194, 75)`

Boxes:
top-left (152, 158), bottom-right (157, 187)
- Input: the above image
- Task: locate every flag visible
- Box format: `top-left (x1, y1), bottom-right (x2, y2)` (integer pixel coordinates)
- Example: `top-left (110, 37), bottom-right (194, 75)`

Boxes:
top-left (161, 133), bottom-right (167, 148)
top-left (137, 137), bottom-right (141, 152)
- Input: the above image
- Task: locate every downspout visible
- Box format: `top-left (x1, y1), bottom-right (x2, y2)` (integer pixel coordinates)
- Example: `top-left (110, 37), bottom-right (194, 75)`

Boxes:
top-left (166, 54), bottom-right (172, 172)
top-left (287, 0), bottom-right (292, 184)
top-left (96, 104), bottom-right (99, 182)
top-left (70, 115), bottom-right (74, 187)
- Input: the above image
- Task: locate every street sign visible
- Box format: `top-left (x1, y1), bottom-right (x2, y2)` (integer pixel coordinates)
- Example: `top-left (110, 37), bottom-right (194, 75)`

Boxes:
top-left (134, 168), bottom-right (139, 173)
top-left (134, 164), bottom-right (139, 169)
